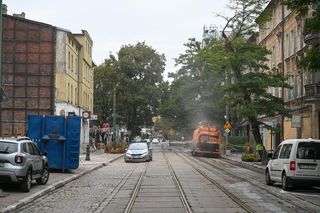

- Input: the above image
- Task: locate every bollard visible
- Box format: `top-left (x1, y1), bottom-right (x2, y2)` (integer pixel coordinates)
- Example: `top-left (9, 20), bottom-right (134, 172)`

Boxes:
top-left (85, 144), bottom-right (90, 161)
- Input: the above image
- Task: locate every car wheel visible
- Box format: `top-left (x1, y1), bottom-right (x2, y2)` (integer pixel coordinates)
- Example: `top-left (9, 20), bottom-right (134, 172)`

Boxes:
top-left (36, 167), bottom-right (49, 185)
top-left (266, 169), bottom-right (273, 185)
top-left (21, 170), bottom-right (32, 192)
top-left (282, 172), bottom-right (291, 191)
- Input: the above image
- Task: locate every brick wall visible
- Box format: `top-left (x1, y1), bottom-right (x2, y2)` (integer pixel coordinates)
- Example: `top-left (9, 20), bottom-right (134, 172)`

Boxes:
top-left (1, 15), bottom-right (56, 136)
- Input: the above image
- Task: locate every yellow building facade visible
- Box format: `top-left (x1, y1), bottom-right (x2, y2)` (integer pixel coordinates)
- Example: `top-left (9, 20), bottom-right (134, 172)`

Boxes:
top-left (55, 29), bottom-right (94, 116)
top-left (74, 30), bottom-right (94, 113)
top-left (258, 0), bottom-right (318, 151)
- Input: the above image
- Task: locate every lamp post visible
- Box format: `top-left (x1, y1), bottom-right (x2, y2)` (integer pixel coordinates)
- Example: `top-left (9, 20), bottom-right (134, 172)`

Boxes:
top-left (112, 86), bottom-right (116, 145)
top-left (225, 71), bottom-right (230, 155)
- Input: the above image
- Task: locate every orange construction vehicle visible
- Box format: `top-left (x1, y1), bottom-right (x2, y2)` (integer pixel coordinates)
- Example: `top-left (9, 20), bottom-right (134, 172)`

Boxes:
top-left (191, 125), bottom-right (222, 157)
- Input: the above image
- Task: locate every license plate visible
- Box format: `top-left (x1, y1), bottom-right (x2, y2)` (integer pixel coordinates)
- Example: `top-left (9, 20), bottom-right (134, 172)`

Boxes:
top-left (0, 162), bottom-right (4, 167)
top-left (299, 164), bottom-right (316, 170)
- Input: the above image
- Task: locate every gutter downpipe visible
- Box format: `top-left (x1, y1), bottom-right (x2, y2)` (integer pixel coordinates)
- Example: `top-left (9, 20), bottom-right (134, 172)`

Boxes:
top-left (281, 0), bottom-right (285, 141)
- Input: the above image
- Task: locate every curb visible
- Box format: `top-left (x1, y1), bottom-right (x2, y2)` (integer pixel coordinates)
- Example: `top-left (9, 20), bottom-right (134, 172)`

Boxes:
top-left (0, 154), bottom-right (123, 213)
top-left (222, 156), bottom-right (265, 171)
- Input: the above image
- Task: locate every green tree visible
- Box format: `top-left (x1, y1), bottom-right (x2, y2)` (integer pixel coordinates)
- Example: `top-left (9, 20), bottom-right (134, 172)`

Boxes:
top-left (203, 0), bottom-right (291, 144)
top-left (160, 39), bottom-right (225, 138)
top-left (284, 0), bottom-right (320, 71)
top-left (94, 42), bottom-right (166, 137)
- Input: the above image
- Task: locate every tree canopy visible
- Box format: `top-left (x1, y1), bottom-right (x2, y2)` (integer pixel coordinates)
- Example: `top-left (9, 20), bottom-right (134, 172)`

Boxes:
top-left (94, 42), bottom-right (168, 137)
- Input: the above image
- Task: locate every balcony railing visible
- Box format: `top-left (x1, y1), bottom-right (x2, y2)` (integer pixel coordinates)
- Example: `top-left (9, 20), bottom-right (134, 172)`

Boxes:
top-left (304, 83), bottom-right (320, 102)
top-left (304, 17), bottom-right (320, 46)
top-left (304, 31), bottom-right (320, 46)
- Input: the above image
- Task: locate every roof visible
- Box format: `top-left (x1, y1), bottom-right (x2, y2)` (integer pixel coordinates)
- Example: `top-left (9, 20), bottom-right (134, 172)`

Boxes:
top-left (282, 138), bottom-right (320, 143)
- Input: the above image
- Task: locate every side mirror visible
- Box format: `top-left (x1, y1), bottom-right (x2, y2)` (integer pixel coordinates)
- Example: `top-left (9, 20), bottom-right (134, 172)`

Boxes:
top-left (42, 151), bottom-right (48, 156)
top-left (125, 149), bottom-right (128, 152)
top-left (149, 147), bottom-right (152, 150)
top-left (267, 153), bottom-right (273, 159)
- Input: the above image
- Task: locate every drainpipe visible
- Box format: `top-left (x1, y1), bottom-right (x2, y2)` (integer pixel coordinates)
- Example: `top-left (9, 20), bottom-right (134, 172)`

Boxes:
top-left (0, 1), bottom-right (3, 136)
top-left (281, 0), bottom-right (285, 141)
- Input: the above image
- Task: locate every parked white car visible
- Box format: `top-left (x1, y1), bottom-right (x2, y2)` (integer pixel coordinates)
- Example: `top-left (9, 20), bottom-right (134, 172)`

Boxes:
top-left (265, 138), bottom-right (320, 190)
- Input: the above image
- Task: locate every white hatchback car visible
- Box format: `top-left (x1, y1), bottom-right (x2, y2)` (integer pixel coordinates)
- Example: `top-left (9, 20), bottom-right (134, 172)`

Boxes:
top-left (266, 138), bottom-right (320, 190)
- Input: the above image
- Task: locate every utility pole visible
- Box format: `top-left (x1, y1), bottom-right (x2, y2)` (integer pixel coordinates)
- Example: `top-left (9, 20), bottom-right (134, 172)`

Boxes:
top-left (112, 86), bottom-right (116, 145)
top-left (225, 70), bottom-right (231, 155)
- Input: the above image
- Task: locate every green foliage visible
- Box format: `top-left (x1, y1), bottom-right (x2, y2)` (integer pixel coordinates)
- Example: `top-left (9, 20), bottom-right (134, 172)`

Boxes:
top-left (284, 0), bottom-right (314, 16)
top-left (256, 8), bottom-right (272, 27)
top-left (94, 42), bottom-right (167, 137)
top-left (300, 47), bottom-right (320, 70)
top-left (285, 1), bottom-right (320, 73)
top-left (304, 4), bottom-right (320, 34)
top-left (215, 0), bottom-right (291, 144)
top-left (241, 154), bottom-right (258, 162)
top-left (160, 38), bottom-right (225, 138)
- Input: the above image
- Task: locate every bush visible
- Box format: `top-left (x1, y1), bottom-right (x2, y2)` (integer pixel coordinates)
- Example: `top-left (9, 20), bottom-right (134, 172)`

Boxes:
top-left (241, 154), bottom-right (258, 162)
top-left (105, 139), bottom-right (128, 153)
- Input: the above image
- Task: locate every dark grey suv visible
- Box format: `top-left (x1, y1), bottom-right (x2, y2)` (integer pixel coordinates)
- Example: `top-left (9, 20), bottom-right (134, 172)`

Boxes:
top-left (0, 137), bottom-right (49, 192)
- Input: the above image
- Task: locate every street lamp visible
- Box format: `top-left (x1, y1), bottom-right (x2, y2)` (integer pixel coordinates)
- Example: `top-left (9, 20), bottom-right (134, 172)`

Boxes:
top-left (112, 86), bottom-right (117, 145)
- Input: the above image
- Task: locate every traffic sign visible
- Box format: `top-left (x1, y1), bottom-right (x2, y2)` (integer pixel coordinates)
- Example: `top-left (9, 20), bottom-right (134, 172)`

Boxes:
top-left (225, 128), bottom-right (231, 134)
top-left (224, 121), bottom-right (232, 129)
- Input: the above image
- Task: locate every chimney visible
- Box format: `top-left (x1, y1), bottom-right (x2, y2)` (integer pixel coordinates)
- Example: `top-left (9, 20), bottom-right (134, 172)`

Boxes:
top-left (13, 12), bottom-right (25, 19)
top-left (2, 4), bottom-right (8, 15)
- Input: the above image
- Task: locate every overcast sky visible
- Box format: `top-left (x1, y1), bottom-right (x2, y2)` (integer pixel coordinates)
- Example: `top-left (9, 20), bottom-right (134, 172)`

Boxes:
top-left (3, 0), bottom-right (232, 79)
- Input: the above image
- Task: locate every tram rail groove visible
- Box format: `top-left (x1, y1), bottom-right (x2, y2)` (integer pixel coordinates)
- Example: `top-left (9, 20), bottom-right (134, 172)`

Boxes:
top-left (178, 150), bottom-right (319, 213)
top-left (124, 163), bottom-right (148, 213)
top-left (95, 163), bottom-right (141, 213)
top-left (162, 151), bottom-right (193, 213)
top-left (174, 151), bottom-right (255, 213)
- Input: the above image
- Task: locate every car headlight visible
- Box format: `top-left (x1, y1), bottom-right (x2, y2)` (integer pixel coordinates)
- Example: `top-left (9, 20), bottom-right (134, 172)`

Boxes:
top-left (126, 152), bottom-right (132, 156)
top-left (141, 152), bottom-right (148, 156)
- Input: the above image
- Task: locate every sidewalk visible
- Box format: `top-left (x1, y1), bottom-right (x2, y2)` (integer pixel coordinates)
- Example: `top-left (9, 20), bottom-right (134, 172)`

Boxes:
top-left (222, 152), bottom-right (266, 171)
top-left (0, 150), bottom-right (123, 213)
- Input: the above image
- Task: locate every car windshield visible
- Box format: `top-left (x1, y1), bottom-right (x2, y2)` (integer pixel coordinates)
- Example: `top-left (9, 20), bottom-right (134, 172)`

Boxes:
top-left (0, 142), bottom-right (18, 154)
top-left (128, 143), bottom-right (148, 150)
top-left (296, 142), bottom-right (320, 159)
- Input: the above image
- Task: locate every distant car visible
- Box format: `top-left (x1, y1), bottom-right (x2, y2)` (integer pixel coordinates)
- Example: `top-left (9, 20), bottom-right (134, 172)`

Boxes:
top-left (124, 142), bottom-right (152, 163)
top-left (0, 137), bottom-right (49, 192)
top-left (152, 138), bottom-right (160, 144)
top-left (266, 138), bottom-right (320, 190)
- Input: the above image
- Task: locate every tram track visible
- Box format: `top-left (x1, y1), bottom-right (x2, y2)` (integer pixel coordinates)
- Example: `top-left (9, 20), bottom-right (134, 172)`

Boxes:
top-left (177, 150), bottom-right (320, 213)
top-left (124, 163), bottom-right (148, 213)
top-left (162, 151), bottom-right (193, 213)
top-left (124, 153), bottom-right (193, 213)
top-left (170, 151), bottom-right (255, 213)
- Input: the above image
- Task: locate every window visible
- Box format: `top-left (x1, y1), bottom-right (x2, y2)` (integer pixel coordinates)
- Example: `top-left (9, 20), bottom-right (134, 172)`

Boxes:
top-left (31, 143), bottom-right (40, 155)
top-left (297, 142), bottom-right (320, 159)
top-left (68, 83), bottom-right (70, 103)
top-left (22, 143), bottom-right (28, 153)
top-left (0, 142), bottom-right (18, 154)
top-left (71, 54), bottom-right (74, 72)
top-left (68, 51), bottom-right (70, 69)
top-left (273, 145), bottom-right (282, 159)
top-left (71, 85), bottom-right (73, 104)
top-left (27, 143), bottom-right (37, 155)
top-left (279, 144), bottom-right (292, 159)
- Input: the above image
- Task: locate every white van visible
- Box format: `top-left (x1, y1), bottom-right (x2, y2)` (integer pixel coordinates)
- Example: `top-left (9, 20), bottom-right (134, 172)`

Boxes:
top-left (265, 138), bottom-right (320, 190)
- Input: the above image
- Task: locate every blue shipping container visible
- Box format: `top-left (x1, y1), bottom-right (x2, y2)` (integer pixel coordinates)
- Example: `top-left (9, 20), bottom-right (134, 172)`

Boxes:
top-left (27, 115), bottom-right (81, 171)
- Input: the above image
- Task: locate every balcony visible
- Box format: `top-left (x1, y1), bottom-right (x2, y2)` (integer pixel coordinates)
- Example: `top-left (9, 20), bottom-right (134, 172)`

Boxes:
top-left (304, 16), bottom-right (320, 46)
top-left (304, 31), bottom-right (320, 46)
top-left (304, 83), bottom-right (320, 102)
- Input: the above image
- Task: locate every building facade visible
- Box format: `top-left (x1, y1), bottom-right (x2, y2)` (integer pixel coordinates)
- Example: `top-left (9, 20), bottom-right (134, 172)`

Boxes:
top-left (1, 7), bottom-right (95, 147)
top-left (257, 0), bottom-right (319, 151)
top-left (2, 12), bottom-right (56, 136)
